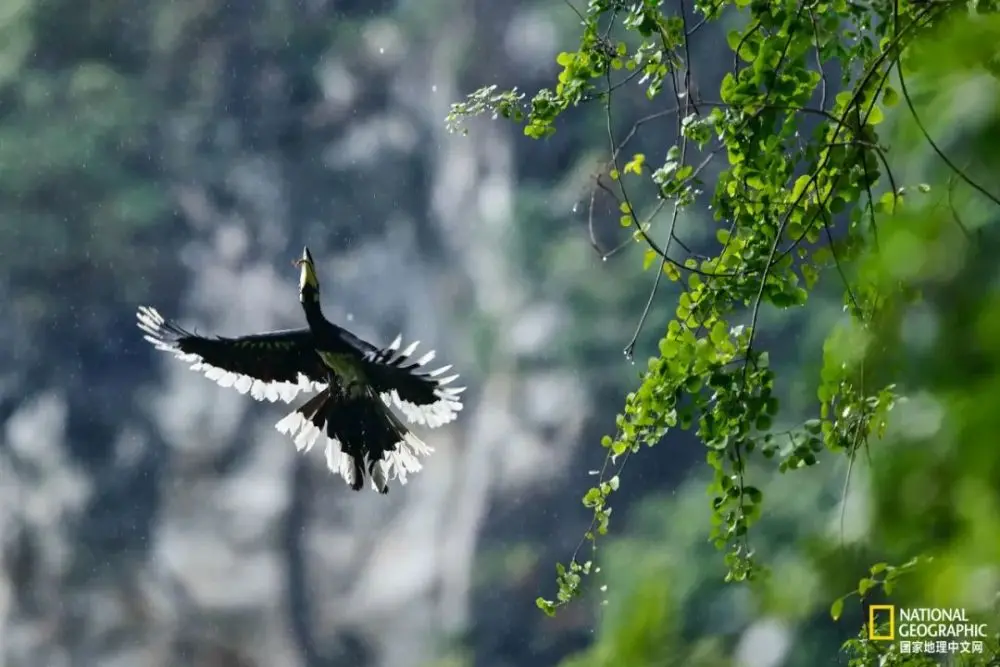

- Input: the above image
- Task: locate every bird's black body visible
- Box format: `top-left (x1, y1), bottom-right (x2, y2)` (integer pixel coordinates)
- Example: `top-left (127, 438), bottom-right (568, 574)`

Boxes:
top-left (137, 247), bottom-right (463, 494)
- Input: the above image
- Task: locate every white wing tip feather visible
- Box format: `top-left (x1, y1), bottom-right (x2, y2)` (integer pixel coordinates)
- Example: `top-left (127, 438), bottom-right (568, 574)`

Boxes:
top-left (382, 335), bottom-right (465, 429)
top-left (137, 305), bottom-right (324, 404)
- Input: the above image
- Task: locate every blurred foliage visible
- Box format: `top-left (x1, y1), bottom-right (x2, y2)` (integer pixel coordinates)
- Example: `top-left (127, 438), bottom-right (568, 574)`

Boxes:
top-left (0, 0), bottom-right (171, 356)
top-left (451, 0), bottom-right (1000, 664)
top-left (3, 0), bottom-right (1000, 662)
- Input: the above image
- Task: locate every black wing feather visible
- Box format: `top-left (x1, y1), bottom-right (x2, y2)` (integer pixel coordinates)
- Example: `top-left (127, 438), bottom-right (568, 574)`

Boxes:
top-left (137, 306), bottom-right (328, 403)
top-left (360, 334), bottom-right (465, 428)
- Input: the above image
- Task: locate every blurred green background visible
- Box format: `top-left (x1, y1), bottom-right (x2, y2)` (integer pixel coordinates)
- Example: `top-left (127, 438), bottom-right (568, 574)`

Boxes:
top-left (0, 1), bottom-right (998, 666)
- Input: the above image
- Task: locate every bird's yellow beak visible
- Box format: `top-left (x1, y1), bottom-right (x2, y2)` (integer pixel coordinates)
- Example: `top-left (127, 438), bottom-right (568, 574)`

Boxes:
top-left (295, 246), bottom-right (319, 291)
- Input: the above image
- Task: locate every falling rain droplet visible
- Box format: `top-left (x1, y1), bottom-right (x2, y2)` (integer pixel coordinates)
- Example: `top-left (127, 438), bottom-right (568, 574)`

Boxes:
top-left (379, 47), bottom-right (385, 54)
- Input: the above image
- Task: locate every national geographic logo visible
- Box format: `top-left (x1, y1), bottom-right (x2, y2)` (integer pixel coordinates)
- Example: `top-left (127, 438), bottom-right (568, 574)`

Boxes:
top-left (868, 605), bottom-right (989, 655)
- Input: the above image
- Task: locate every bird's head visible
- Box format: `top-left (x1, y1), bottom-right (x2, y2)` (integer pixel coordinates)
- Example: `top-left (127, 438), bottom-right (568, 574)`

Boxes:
top-left (293, 246), bottom-right (320, 303)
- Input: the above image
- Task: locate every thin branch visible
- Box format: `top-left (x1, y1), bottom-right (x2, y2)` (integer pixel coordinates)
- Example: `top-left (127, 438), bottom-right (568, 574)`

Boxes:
top-left (896, 57), bottom-right (1000, 209)
top-left (560, 0), bottom-right (586, 24)
top-left (946, 169), bottom-right (973, 240)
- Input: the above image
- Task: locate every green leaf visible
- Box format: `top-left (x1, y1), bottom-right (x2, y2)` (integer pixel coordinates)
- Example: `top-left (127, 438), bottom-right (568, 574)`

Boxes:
top-left (710, 320), bottom-right (729, 346)
top-left (624, 153), bottom-right (646, 176)
top-left (801, 264), bottom-right (819, 289)
top-left (726, 30), bottom-right (742, 51)
top-left (536, 598), bottom-right (557, 616)
top-left (865, 105), bottom-right (884, 126)
top-left (882, 85), bottom-right (899, 107)
top-left (830, 596), bottom-right (845, 621)
top-left (875, 190), bottom-right (898, 214)
top-left (643, 248), bottom-right (657, 270)
top-left (583, 487), bottom-right (602, 508)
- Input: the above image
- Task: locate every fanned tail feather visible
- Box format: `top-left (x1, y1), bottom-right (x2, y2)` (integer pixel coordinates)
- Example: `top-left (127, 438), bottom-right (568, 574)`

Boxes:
top-left (275, 387), bottom-right (431, 494)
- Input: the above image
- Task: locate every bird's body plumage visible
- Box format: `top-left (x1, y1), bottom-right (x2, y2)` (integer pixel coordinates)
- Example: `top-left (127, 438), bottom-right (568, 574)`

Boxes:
top-left (137, 247), bottom-right (463, 493)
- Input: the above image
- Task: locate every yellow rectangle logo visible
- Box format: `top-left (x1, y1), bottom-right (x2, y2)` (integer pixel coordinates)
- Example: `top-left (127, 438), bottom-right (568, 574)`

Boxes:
top-left (869, 604), bottom-right (896, 641)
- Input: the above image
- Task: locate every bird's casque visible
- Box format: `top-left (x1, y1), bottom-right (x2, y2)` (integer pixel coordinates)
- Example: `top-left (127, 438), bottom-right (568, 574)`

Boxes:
top-left (136, 246), bottom-right (464, 494)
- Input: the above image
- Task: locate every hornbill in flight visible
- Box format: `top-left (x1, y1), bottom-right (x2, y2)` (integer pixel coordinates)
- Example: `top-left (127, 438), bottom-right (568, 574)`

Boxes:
top-left (136, 247), bottom-right (464, 494)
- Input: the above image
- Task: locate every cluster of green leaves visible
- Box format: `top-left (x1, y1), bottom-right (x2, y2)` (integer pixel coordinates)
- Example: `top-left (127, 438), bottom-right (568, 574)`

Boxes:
top-left (449, 0), bottom-right (1000, 661)
top-left (830, 556), bottom-right (930, 623)
top-left (829, 556), bottom-right (998, 666)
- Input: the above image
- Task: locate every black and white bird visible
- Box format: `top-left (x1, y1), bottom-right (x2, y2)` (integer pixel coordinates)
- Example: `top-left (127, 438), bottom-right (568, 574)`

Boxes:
top-left (136, 247), bottom-right (464, 494)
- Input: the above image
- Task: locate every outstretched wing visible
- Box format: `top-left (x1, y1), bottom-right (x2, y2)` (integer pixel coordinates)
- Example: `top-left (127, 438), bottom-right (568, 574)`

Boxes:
top-left (137, 306), bottom-right (328, 403)
top-left (364, 334), bottom-right (465, 429)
